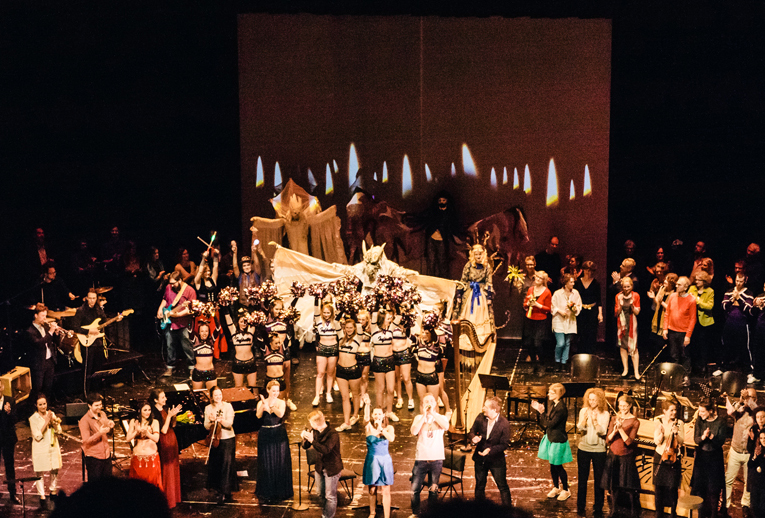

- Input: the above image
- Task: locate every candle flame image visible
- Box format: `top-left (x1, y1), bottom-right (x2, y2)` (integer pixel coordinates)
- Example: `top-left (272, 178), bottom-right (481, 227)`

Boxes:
top-left (274, 162), bottom-right (282, 189)
top-left (490, 167), bottom-right (497, 189)
top-left (256, 156), bottom-right (264, 188)
top-left (583, 164), bottom-right (592, 196)
top-left (333, 160), bottom-right (339, 173)
top-left (523, 164), bottom-right (531, 193)
top-left (513, 167), bottom-right (520, 189)
top-left (382, 161), bottom-right (389, 183)
top-left (425, 164), bottom-right (432, 182)
top-left (373, 171), bottom-right (378, 181)
top-left (570, 179), bottom-right (575, 200)
top-left (325, 163), bottom-right (334, 195)
top-left (451, 163), bottom-right (457, 177)
top-left (402, 155), bottom-right (412, 197)
top-left (462, 144), bottom-right (477, 177)
top-left (307, 168), bottom-right (317, 188)
top-left (349, 143), bottom-right (359, 186)
top-left (502, 167), bottom-right (508, 185)
top-left (546, 158), bottom-right (558, 207)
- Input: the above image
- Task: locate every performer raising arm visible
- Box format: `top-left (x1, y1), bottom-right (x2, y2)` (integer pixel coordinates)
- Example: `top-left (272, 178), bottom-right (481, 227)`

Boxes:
top-left (410, 394), bottom-right (449, 516)
top-left (361, 393), bottom-right (395, 518)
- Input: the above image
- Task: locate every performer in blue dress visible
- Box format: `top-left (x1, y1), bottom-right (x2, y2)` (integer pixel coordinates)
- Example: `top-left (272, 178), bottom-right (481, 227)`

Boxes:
top-left (361, 393), bottom-right (395, 518)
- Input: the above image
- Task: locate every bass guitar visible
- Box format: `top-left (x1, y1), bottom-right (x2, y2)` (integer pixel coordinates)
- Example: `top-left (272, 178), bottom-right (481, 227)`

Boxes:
top-left (160, 301), bottom-right (190, 330)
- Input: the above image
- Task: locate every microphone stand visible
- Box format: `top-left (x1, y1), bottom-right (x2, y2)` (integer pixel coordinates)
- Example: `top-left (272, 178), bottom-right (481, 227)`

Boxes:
top-left (292, 440), bottom-right (309, 510)
top-left (640, 343), bottom-right (667, 418)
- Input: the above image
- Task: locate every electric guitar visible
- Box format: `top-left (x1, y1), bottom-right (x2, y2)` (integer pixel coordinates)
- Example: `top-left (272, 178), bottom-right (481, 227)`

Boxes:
top-left (160, 301), bottom-right (190, 330)
top-left (76, 309), bottom-right (134, 347)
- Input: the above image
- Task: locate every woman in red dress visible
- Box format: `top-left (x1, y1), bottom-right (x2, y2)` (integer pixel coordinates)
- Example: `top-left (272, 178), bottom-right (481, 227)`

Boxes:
top-left (150, 390), bottom-right (183, 508)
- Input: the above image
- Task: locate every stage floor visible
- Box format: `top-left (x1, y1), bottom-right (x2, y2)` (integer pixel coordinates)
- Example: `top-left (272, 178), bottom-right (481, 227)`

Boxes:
top-left (0, 345), bottom-right (750, 517)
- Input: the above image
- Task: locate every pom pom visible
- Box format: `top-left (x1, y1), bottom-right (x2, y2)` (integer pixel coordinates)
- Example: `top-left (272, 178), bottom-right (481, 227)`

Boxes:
top-left (290, 281), bottom-right (307, 299)
top-left (218, 287), bottom-right (239, 306)
top-left (421, 311), bottom-right (440, 331)
top-left (245, 310), bottom-right (267, 327)
top-left (260, 280), bottom-right (278, 305)
top-left (279, 306), bottom-right (300, 325)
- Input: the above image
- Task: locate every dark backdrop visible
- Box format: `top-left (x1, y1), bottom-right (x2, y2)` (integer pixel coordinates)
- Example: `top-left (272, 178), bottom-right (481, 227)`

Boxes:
top-left (2, 1), bottom-right (765, 306)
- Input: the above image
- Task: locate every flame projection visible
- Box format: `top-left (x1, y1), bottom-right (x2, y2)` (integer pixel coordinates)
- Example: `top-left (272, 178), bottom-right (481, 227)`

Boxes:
top-left (402, 155), bottom-right (412, 197)
top-left (349, 143), bottom-right (359, 186)
top-left (523, 165), bottom-right (531, 194)
top-left (451, 163), bottom-right (456, 177)
top-left (425, 164), bottom-right (432, 182)
top-left (307, 168), bottom-right (317, 189)
top-left (256, 156), bottom-right (264, 188)
top-left (462, 144), bottom-right (477, 177)
top-left (382, 161), bottom-right (389, 183)
top-left (373, 172), bottom-right (378, 181)
top-left (333, 160), bottom-right (339, 173)
top-left (584, 165), bottom-right (592, 196)
top-left (325, 163), bottom-right (334, 195)
top-left (570, 180), bottom-right (576, 200)
top-left (274, 162), bottom-right (282, 190)
top-left (490, 167), bottom-right (497, 189)
top-left (513, 167), bottom-right (520, 189)
top-left (502, 167), bottom-right (508, 185)
top-left (546, 158), bottom-right (558, 207)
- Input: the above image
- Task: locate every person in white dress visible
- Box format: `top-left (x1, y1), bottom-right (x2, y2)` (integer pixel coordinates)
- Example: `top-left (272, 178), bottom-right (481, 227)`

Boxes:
top-left (551, 273), bottom-right (582, 371)
top-left (29, 395), bottom-right (63, 504)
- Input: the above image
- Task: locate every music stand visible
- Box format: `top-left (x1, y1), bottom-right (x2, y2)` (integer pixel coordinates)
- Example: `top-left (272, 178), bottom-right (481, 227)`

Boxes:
top-left (562, 382), bottom-right (596, 434)
top-left (292, 441), bottom-right (309, 510)
top-left (8, 476), bottom-right (41, 518)
top-left (478, 374), bottom-right (510, 398)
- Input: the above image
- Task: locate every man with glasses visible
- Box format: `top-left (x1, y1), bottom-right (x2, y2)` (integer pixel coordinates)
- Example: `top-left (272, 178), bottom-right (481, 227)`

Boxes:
top-left (157, 271), bottom-right (196, 378)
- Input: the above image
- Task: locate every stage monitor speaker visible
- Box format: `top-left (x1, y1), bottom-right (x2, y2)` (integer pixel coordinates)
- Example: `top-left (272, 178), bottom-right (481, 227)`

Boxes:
top-left (720, 371), bottom-right (746, 398)
top-left (65, 402), bottom-right (89, 425)
top-left (655, 363), bottom-right (685, 392)
top-left (571, 354), bottom-right (599, 381)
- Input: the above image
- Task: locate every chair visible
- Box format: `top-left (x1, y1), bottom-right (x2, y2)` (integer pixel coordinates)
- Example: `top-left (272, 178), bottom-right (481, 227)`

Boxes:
top-left (677, 495), bottom-right (704, 518)
top-left (438, 448), bottom-right (466, 499)
top-left (306, 447), bottom-right (357, 501)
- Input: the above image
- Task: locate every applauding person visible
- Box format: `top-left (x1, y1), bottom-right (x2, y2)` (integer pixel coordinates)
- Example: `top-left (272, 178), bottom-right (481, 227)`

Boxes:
top-left (468, 396), bottom-right (512, 507)
top-left (126, 403), bottom-right (162, 491)
top-left (362, 394), bottom-right (395, 518)
top-left (256, 381), bottom-right (292, 504)
top-left (29, 395), bottom-right (62, 507)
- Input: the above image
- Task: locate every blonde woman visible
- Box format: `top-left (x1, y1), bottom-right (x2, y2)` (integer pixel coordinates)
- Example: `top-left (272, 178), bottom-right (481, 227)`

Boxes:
top-left (576, 388), bottom-right (610, 517)
top-left (532, 383), bottom-right (572, 501)
top-left (615, 277), bottom-right (641, 379)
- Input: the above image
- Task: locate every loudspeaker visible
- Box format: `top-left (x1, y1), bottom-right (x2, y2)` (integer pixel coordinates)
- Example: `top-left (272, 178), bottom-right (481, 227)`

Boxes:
top-left (65, 402), bottom-right (89, 425)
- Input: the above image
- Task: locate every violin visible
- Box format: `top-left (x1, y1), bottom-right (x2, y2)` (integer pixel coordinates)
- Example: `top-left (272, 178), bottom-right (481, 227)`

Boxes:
top-left (660, 418), bottom-right (679, 465)
top-left (205, 409), bottom-right (223, 448)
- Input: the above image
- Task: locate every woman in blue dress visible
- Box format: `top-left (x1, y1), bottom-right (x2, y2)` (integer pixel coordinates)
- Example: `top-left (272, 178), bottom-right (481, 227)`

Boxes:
top-left (361, 393), bottom-right (395, 518)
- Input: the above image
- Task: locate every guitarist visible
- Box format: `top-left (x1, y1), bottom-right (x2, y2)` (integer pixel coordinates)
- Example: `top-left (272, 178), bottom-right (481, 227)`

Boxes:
top-left (157, 271), bottom-right (196, 378)
top-left (72, 289), bottom-right (121, 380)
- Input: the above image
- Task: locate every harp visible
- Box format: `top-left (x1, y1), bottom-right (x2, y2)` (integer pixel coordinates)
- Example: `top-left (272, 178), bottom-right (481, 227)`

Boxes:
top-left (451, 319), bottom-right (497, 436)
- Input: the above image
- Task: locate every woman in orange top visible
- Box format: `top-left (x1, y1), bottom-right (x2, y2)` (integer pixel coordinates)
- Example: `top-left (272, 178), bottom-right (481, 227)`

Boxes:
top-left (523, 271), bottom-right (552, 365)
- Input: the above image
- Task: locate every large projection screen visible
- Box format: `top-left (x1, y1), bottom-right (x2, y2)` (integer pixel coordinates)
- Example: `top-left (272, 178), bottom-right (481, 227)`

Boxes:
top-left (239, 14), bottom-right (611, 338)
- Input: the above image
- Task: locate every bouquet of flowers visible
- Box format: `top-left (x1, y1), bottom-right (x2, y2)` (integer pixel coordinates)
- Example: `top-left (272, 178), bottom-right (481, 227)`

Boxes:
top-left (506, 265), bottom-right (525, 293)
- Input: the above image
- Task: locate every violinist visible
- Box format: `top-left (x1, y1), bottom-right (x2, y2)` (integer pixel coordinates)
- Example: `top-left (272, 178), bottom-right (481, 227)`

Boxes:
top-left (653, 400), bottom-right (685, 518)
top-left (29, 395), bottom-right (62, 507)
top-left (79, 393), bottom-right (115, 481)
top-left (204, 386), bottom-right (237, 504)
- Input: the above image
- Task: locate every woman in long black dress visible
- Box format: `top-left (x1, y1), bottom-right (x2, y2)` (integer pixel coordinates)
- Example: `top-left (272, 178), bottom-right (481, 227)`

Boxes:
top-left (204, 385), bottom-right (238, 504)
top-left (575, 261), bottom-right (603, 355)
top-left (255, 380), bottom-right (293, 503)
top-left (691, 401), bottom-right (727, 518)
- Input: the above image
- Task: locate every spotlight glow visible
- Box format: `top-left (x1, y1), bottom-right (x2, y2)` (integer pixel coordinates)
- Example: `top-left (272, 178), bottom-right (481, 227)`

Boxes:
top-left (451, 163), bottom-right (456, 177)
top-left (382, 162), bottom-right (389, 183)
top-left (373, 172), bottom-right (378, 182)
top-left (425, 164), bottom-right (432, 182)
top-left (570, 180), bottom-right (575, 200)
top-left (523, 165), bottom-right (531, 194)
top-left (513, 167), bottom-right (520, 189)
top-left (546, 158), bottom-right (558, 207)
top-left (462, 144), bottom-right (477, 177)
top-left (325, 163), bottom-right (334, 195)
top-left (349, 143), bottom-right (359, 187)
top-left (583, 165), bottom-right (592, 196)
top-left (490, 167), bottom-right (497, 189)
top-left (333, 160), bottom-right (339, 173)
top-left (402, 155), bottom-right (412, 197)
top-left (256, 156), bottom-right (264, 188)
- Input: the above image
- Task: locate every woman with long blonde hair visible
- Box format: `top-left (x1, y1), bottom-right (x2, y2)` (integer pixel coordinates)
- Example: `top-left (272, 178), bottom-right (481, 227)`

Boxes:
top-left (576, 388), bottom-right (609, 517)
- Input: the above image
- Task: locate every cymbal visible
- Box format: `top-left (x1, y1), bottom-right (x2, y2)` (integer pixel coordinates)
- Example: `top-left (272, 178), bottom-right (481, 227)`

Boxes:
top-left (95, 286), bottom-right (113, 294)
top-left (48, 308), bottom-right (77, 319)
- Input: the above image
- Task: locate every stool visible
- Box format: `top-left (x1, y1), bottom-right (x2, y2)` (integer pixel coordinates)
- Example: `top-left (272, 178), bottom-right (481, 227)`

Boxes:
top-left (677, 495), bottom-right (704, 518)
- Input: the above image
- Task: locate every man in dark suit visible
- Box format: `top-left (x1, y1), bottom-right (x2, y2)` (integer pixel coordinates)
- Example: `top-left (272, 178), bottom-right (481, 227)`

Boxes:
top-left (27, 303), bottom-right (60, 402)
top-left (0, 379), bottom-right (20, 504)
top-left (468, 396), bottom-right (512, 507)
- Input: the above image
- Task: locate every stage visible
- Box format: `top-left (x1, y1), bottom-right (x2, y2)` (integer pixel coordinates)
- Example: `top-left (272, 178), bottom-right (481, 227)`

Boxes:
top-left (0, 342), bottom-right (751, 518)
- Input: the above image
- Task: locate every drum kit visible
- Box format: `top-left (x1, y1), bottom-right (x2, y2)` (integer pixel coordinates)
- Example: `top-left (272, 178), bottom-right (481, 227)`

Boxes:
top-left (29, 286), bottom-right (115, 364)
